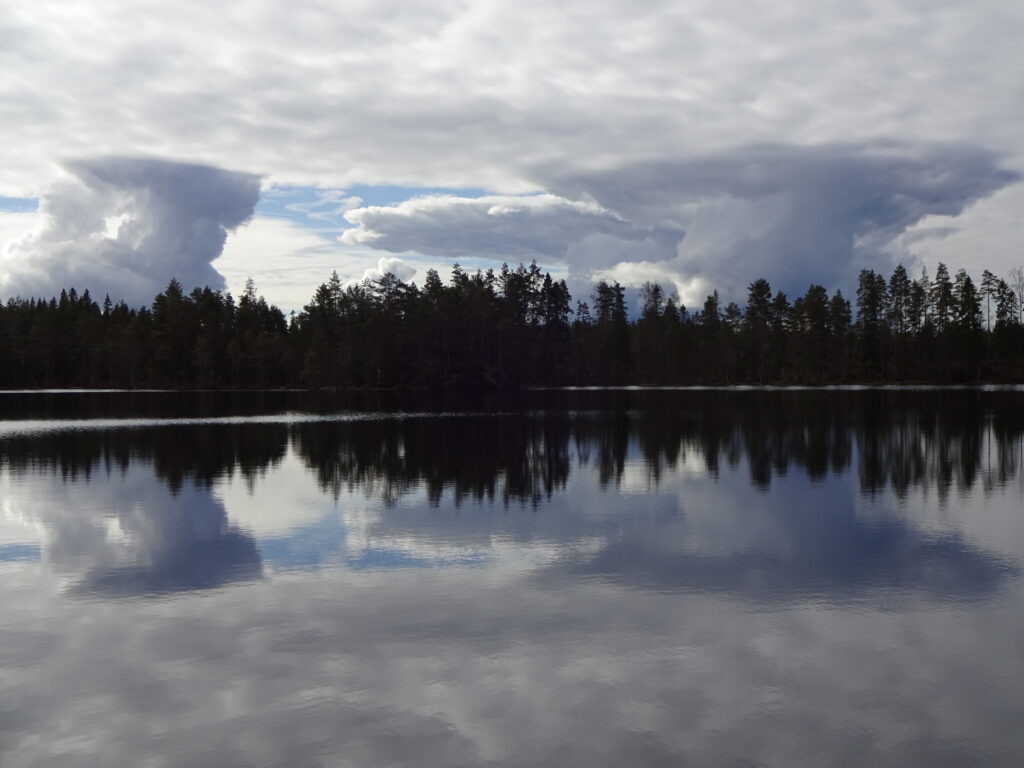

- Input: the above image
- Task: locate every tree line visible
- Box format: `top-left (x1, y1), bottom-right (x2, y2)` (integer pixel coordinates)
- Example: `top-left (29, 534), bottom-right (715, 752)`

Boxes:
top-left (2, 261), bottom-right (1024, 388)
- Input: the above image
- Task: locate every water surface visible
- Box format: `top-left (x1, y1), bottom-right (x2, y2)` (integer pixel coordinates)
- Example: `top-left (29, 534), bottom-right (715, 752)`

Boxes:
top-left (2, 389), bottom-right (1024, 766)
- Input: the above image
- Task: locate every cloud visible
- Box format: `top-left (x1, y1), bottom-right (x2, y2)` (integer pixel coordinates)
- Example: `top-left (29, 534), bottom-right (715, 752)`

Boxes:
top-left (284, 189), bottom-right (364, 223)
top-left (2, 1), bottom-right (1023, 199)
top-left (334, 144), bottom-right (1016, 304)
top-left (897, 183), bottom-right (1024, 280)
top-left (216, 215), bottom-right (370, 313)
top-left (2, 2), bottom-right (1023, 307)
top-left (4, 144), bottom-right (1009, 311)
top-left (0, 210), bottom-right (38, 253)
top-left (1, 157), bottom-right (260, 305)
top-left (216, 218), bottom-right (471, 314)
top-left (361, 257), bottom-right (417, 283)
top-left (341, 193), bottom-right (681, 289)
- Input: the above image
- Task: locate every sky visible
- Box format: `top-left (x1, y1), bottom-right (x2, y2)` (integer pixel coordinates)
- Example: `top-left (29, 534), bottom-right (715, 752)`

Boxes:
top-left (1, 0), bottom-right (1022, 313)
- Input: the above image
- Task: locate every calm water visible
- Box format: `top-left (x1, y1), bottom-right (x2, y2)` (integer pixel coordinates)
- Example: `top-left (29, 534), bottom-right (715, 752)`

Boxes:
top-left (2, 389), bottom-right (1024, 767)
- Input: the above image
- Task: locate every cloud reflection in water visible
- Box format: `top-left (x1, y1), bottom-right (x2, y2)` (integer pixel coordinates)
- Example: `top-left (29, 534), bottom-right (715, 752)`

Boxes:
top-left (1, 390), bottom-right (1024, 766)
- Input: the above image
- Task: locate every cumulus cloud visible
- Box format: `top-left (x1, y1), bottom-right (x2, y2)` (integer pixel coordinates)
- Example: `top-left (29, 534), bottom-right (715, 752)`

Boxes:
top-left (334, 144), bottom-right (1016, 305)
top-left (5, 144), bottom-right (1004, 310)
top-left (341, 193), bottom-right (681, 299)
top-left (0, 157), bottom-right (260, 304)
top-left (360, 256), bottom-right (417, 283)
top-left (2, 2), bottom-right (1022, 305)
top-left (564, 142), bottom-right (1018, 301)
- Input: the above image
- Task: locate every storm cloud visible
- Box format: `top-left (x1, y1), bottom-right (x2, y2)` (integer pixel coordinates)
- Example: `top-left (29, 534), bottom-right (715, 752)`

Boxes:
top-left (336, 143), bottom-right (1017, 303)
top-left (548, 142), bottom-right (1019, 300)
top-left (0, 157), bottom-right (260, 305)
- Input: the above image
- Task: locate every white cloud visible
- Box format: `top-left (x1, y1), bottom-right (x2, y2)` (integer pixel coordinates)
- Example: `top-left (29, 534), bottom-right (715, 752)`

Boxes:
top-left (361, 257), bottom-right (417, 283)
top-left (2, 1), bottom-right (1022, 196)
top-left (218, 217), bottom-right (456, 314)
top-left (897, 184), bottom-right (1024, 281)
top-left (341, 194), bottom-right (680, 276)
top-left (217, 215), bottom-right (358, 313)
top-left (1, 157), bottom-right (260, 305)
top-left (592, 261), bottom-right (708, 308)
top-left (0, 210), bottom-right (37, 263)
top-left (2, 1), bottom-right (1022, 302)
top-left (334, 144), bottom-right (1016, 303)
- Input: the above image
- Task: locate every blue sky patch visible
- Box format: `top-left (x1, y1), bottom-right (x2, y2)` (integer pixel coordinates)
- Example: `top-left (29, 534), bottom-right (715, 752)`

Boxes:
top-left (0, 196), bottom-right (38, 213)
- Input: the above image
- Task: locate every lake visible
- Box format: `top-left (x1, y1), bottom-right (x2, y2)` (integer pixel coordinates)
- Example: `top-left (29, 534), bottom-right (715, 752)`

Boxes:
top-left (2, 388), bottom-right (1024, 767)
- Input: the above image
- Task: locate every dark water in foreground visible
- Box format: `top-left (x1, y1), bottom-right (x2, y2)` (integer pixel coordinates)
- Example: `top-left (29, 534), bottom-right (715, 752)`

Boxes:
top-left (2, 389), bottom-right (1024, 767)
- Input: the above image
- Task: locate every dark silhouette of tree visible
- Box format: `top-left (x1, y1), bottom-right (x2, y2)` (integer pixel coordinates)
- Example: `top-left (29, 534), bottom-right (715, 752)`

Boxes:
top-left (931, 262), bottom-right (955, 335)
top-left (591, 280), bottom-right (631, 384)
top-left (4, 260), bottom-right (1024, 389)
top-left (742, 278), bottom-right (772, 382)
top-left (827, 289), bottom-right (852, 381)
top-left (855, 269), bottom-right (888, 379)
top-left (634, 281), bottom-right (668, 384)
top-left (952, 268), bottom-right (983, 379)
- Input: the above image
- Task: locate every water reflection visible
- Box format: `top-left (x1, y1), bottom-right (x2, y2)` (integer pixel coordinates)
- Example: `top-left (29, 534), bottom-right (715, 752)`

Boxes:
top-left (1, 391), bottom-right (1021, 598)
top-left (2, 391), bottom-right (1024, 766)
top-left (2, 390), bottom-right (1022, 501)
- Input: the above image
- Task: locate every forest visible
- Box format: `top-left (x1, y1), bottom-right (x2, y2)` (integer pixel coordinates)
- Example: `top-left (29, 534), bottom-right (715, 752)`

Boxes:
top-left (1, 261), bottom-right (1023, 388)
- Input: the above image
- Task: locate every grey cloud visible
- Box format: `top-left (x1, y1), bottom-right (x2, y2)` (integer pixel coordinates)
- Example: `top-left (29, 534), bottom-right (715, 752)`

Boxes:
top-left (3, 3), bottom-right (1023, 301)
top-left (0, 157), bottom-right (260, 305)
top-left (341, 194), bottom-right (681, 269)
top-left (550, 143), bottom-right (1017, 233)
top-left (900, 225), bottom-right (960, 245)
top-left (335, 144), bottom-right (1017, 304)
top-left (544, 143), bottom-right (1019, 300)
top-left (340, 193), bottom-right (682, 312)
top-left (2, 1), bottom-right (1024, 198)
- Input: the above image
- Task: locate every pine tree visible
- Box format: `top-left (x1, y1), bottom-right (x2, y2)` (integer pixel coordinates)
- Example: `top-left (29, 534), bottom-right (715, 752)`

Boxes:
top-left (931, 263), bottom-right (954, 333)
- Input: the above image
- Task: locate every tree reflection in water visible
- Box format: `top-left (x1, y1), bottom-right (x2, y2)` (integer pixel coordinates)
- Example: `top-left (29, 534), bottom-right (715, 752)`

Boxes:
top-left (2, 390), bottom-right (1022, 505)
top-left (1, 389), bottom-right (1023, 599)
